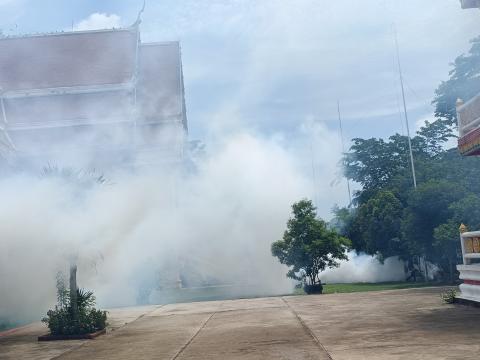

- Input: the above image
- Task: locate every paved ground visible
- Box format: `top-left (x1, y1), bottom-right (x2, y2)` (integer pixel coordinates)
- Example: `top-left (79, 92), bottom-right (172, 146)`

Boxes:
top-left (1, 287), bottom-right (480, 359)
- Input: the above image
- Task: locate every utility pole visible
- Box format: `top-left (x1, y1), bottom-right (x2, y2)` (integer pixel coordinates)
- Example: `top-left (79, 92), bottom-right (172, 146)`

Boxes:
top-left (394, 26), bottom-right (417, 189)
top-left (337, 101), bottom-right (352, 206)
top-left (310, 139), bottom-right (319, 210)
top-left (394, 25), bottom-right (426, 281)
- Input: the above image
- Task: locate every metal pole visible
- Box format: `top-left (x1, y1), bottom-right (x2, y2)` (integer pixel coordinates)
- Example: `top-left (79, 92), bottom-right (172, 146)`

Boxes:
top-left (337, 101), bottom-right (352, 206)
top-left (310, 139), bottom-right (319, 210)
top-left (394, 26), bottom-right (417, 189)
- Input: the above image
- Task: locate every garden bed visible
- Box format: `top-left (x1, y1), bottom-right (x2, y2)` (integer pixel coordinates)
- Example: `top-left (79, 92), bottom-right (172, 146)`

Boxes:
top-left (303, 284), bottom-right (323, 294)
top-left (38, 328), bottom-right (106, 341)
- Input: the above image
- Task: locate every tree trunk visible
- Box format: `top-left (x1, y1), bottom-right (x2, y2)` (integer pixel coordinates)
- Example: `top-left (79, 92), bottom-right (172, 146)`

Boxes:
top-left (69, 263), bottom-right (78, 322)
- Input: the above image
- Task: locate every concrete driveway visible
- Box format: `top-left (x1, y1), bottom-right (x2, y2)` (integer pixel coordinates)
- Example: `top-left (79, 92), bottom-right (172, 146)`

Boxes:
top-left (1, 287), bottom-right (480, 359)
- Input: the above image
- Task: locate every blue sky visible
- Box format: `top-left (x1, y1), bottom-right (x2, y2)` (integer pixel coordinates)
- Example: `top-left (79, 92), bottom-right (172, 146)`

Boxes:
top-left (0, 0), bottom-right (478, 143)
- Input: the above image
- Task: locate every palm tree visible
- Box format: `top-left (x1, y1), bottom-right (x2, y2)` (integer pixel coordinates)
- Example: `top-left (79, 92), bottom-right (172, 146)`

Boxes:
top-left (40, 164), bottom-right (109, 322)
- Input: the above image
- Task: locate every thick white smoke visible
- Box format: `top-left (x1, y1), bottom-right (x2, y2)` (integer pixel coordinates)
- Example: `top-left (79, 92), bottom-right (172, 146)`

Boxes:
top-left (0, 123), bottom-right (405, 326)
top-left (321, 253), bottom-right (406, 284)
top-left (85, 132), bottom-right (311, 307)
top-left (0, 130), bottom-right (308, 323)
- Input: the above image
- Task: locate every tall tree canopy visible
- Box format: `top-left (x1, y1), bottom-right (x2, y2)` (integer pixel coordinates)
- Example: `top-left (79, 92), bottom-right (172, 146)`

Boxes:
top-left (433, 36), bottom-right (480, 125)
top-left (347, 191), bottom-right (404, 261)
top-left (336, 34), bottom-right (480, 281)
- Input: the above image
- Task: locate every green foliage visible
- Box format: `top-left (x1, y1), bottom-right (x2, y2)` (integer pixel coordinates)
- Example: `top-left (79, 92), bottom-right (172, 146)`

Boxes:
top-left (42, 285), bottom-right (107, 336)
top-left (76, 289), bottom-right (96, 312)
top-left (345, 136), bottom-right (408, 193)
top-left (447, 194), bottom-right (480, 229)
top-left (402, 181), bottom-right (466, 254)
top-left (417, 119), bottom-right (455, 156)
top-left (338, 34), bottom-right (480, 282)
top-left (433, 36), bottom-right (480, 125)
top-left (39, 167), bottom-right (109, 336)
top-left (440, 288), bottom-right (457, 304)
top-left (43, 306), bottom-right (107, 336)
top-left (271, 199), bottom-right (351, 285)
top-left (329, 205), bottom-right (352, 234)
top-left (348, 191), bottom-right (404, 261)
top-left (342, 128), bottom-right (479, 279)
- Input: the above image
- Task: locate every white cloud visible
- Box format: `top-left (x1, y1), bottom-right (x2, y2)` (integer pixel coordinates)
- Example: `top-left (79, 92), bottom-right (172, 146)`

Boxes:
top-left (73, 13), bottom-right (121, 31)
top-left (140, 0), bottom-right (478, 141)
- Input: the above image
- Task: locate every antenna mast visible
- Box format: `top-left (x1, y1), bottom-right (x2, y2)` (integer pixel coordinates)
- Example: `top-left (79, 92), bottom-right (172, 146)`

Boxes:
top-left (337, 101), bottom-right (352, 206)
top-left (310, 137), bottom-right (319, 210)
top-left (394, 25), bottom-right (417, 189)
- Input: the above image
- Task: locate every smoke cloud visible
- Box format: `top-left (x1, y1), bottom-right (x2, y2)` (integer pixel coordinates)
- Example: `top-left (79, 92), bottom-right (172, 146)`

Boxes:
top-left (0, 123), bottom-right (408, 327)
top-left (321, 253), bottom-right (406, 284)
top-left (0, 128), bottom-right (303, 323)
top-left (1, 0), bottom-right (465, 332)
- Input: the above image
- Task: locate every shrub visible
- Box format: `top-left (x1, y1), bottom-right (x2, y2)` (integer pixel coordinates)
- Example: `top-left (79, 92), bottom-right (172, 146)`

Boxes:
top-left (42, 288), bottom-right (107, 336)
top-left (441, 288), bottom-right (457, 304)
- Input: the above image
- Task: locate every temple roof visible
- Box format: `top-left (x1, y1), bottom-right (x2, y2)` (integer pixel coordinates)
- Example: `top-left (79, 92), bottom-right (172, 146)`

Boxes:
top-left (0, 27), bottom-right (138, 92)
top-left (0, 25), bottom-right (188, 162)
top-left (138, 42), bottom-right (186, 126)
top-left (0, 26), bottom-right (187, 128)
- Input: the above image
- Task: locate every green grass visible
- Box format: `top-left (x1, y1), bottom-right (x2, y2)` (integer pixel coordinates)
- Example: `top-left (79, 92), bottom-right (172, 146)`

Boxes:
top-left (0, 321), bottom-right (17, 332)
top-left (293, 281), bottom-right (442, 295)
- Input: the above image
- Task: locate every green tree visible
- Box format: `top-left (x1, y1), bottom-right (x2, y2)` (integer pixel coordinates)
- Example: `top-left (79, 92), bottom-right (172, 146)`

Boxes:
top-left (40, 165), bottom-right (108, 326)
top-left (433, 36), bottom-right (480, 125)
top-left (271, 199), bottom-right (351, 286)
top-left (348, 191), bottom-right (404, 261)
top-left (344, 133), bottom-right (431, 205)
top-left (448, 194), bottom-right (480, 229)
top-left (340, 34), bottom-right (480, 282)
top-left (329, 205), bottom-right (353, 235)
top-left (416, 119), bottom-right (455, 156)
top-left (401, 180), bottom-right (467, 263)
top-left (345, 137), bottom-right (404, 193)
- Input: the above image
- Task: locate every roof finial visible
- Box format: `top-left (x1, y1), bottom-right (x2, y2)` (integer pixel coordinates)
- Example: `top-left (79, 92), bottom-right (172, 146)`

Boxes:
top-left (133, 0), bottom-right (146, 27)
top-left (456, 98), bottom-right (465, 109)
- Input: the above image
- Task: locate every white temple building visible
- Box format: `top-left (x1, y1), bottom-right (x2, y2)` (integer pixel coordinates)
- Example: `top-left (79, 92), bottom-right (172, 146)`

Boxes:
top-left (455, 0), bottom-right (480, 304)
top-left (0, 21), bottom-right (187, 170)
